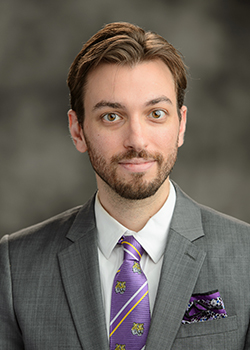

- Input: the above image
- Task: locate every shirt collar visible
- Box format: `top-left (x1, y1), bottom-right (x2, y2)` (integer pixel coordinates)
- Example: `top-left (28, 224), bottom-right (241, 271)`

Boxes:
top-left (95, 181), bottom-right (176, 263)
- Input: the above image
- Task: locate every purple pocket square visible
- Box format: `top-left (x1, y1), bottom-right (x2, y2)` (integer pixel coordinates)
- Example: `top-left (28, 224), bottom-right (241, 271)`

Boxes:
top-left (182, 290), bottom-right (227, 324)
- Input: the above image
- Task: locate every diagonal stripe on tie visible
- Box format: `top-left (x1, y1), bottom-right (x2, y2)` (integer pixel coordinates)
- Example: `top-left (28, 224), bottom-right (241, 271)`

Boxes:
top-left (121, 240), bottom-right (142, 259)
top-left (110, 290), bottom-right (149, 337)
top-left (110, 284), bottom-right (149, 336)
top-left (123, 247), bottom-right (138, 261)
top-left (110, 281), bottom-right (148, 327)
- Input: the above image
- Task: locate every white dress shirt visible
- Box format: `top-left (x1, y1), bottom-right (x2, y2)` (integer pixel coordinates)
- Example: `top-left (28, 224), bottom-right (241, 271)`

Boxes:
top-left (95, 181), bottom-right (176, 336)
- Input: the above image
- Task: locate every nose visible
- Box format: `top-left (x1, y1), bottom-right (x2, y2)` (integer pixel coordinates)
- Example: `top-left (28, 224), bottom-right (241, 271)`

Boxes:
top-left (123, 117), bottom-right (148, 152)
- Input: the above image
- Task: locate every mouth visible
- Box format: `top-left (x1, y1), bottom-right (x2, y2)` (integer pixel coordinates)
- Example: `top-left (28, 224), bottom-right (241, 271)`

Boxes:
top-left (118, 158), bottom-right (156, 172)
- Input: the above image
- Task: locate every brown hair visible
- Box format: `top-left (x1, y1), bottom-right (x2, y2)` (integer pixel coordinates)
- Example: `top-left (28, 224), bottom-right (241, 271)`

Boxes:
top-left (67, 22), bottom-right (187, 127)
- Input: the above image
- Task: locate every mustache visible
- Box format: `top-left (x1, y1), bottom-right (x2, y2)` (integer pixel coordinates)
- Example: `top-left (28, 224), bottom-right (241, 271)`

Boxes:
top-left (111, 149), bottom-right (163, 164)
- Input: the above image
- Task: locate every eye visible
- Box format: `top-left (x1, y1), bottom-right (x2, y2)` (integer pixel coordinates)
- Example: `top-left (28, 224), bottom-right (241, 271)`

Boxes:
top-left (150, 110), bottom-right (166, 119)
top-left (102, 113), bottom-right (121, 122)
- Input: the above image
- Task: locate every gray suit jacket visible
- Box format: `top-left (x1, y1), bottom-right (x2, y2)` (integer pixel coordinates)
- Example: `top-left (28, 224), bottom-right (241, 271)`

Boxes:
top-left (1, 183), bottom-right (250, 349)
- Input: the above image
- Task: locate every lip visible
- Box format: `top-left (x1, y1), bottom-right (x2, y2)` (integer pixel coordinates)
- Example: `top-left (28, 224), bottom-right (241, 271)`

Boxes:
top-left (118, 159), bottom-right (156, 172)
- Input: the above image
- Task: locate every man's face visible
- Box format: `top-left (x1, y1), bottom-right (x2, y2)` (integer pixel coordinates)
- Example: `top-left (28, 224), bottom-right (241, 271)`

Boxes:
top-left (70, 59), bottom-right (187, 200)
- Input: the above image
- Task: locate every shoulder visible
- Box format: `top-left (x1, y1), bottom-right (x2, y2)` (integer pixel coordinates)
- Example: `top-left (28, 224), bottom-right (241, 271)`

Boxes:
top-left (198, 202), bottom-right (250, 242)
top-left (199, 202), bottom-right (250, 229)
top-left (173, 181), bottom-right (250, 239)
top-left (1, 194), bottom-right (96, 252)
top-left (7, 206), bottom-right (82, 243)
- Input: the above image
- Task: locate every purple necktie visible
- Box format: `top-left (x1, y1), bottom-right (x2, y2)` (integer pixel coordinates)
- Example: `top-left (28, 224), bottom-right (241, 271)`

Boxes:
top-left (109, 236), bottom-right (151, 350)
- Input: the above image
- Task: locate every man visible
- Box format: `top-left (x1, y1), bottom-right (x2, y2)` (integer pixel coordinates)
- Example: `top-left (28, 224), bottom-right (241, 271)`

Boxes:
top-left (0, 22), bottom-right (250, 350)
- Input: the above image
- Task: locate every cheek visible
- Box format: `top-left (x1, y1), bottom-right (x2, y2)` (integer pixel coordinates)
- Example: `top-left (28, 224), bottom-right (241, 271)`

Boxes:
top-left (93, 135), bottom-right (116, 158)
top-left (153, 130), bottom-right (178, 150)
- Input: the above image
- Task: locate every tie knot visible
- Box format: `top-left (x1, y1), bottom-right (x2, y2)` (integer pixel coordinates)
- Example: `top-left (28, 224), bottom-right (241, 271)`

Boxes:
top-left (120, 236), bottom-right (144, 262)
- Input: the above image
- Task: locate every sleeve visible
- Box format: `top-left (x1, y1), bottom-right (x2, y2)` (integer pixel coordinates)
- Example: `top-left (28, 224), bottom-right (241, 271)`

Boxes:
top-left (0, 234), bottom-right (24, 349)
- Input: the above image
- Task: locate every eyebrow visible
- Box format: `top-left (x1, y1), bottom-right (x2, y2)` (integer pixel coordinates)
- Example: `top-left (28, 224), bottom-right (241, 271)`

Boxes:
top-left (92, 101), bottom-right (126, 112)
top-left (145, 96), bottom-right (173, 106)
top-left (92, 96), bottom-right (173, 112)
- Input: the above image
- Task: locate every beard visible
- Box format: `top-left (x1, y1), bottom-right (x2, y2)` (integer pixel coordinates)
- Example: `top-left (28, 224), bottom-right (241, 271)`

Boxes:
top-left (84, 136), bottom-right (179, 200)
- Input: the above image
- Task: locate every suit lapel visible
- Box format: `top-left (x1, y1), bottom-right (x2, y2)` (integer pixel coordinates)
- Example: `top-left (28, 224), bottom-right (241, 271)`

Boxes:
top-left (58, 197), bottom-right (109, 350)
top-left (146, 230), bottom-right (206, 350)
top-left (146, 183), bottom-right (207, 350)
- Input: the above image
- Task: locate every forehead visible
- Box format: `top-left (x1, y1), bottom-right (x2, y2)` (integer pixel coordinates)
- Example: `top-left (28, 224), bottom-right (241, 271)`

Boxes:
top-left (84, 59), bottom-right (177, 108)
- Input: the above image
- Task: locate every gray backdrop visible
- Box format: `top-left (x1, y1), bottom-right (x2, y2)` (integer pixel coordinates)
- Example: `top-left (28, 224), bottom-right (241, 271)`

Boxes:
top-left (1, 0), bottom-right (250, 238)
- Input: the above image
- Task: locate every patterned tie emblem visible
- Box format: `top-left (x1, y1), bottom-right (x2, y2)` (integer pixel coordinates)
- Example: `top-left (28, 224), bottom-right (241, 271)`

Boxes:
top-left (109, 236), bottom-right (151, 350)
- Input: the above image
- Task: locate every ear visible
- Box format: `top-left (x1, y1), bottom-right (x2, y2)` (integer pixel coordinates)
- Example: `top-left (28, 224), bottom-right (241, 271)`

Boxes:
top-left (68, 109), bottom-right (88, 153)
top-left (178, 105), bottom-right (187, 148)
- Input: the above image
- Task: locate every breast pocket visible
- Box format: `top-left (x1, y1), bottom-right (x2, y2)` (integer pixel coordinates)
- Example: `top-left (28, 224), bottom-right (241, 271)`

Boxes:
top-left (172, 316), bottom-right (238, 350)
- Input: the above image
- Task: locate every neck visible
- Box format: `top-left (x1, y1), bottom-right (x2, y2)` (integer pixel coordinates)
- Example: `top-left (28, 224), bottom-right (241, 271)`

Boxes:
top-left (97, 178), bottom-right (170, 232)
